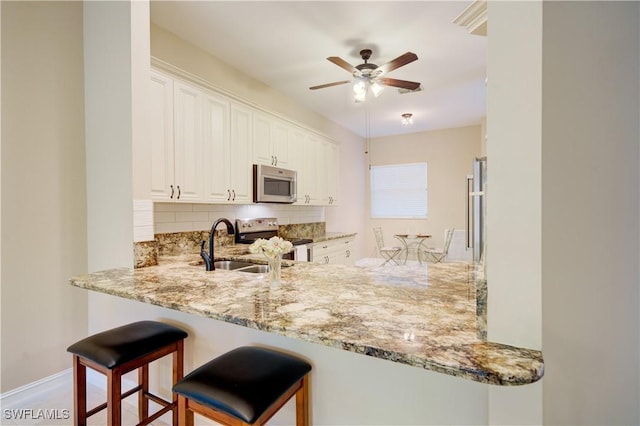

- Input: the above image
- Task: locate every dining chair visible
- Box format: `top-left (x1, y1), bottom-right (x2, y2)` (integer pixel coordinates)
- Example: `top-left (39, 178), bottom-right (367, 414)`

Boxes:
top-left (423, 229), bottom-right (455, 263)
top-left (373, 227), bottom-right (402, 266)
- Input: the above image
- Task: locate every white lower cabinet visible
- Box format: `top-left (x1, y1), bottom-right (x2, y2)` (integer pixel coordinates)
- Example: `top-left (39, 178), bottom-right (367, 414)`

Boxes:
top-left (310, 236), bottom-right (356, 266)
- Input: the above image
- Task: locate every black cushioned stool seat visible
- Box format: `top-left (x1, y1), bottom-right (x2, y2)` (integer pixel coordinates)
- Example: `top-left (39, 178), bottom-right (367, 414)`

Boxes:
top-left (173, 346), bottom-right (312, 426)
top-left (67, 321), bottom-right (188, 426)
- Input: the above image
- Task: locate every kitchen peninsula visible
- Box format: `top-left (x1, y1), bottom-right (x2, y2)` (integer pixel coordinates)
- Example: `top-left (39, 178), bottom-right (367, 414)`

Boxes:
top-left (70, 244), bottom-right (544, 387)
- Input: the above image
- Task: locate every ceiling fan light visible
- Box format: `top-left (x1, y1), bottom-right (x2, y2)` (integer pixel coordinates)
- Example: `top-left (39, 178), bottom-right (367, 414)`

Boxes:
top-left (353, 80), bottom-right (366, 95)
top-left (371, 81), bottom-right (384, 97)
top-left (354, 90), bottom-right (366, 103)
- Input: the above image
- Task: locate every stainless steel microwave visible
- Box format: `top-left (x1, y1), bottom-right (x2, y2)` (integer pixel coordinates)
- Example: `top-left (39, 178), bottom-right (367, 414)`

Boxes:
top-left (253, 164), bottom-right (297, 204)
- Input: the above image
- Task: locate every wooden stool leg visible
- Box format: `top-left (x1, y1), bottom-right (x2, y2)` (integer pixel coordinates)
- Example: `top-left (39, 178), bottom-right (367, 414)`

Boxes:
top-left (138, 364), bottom-right (149, 422)
top-left (106, 368), bottom-right (122, 426)
top-left (177, 395), bottom-right (194, 426)
top-left (72, 355), bottom-right (87, 426)
top-left (173, 340), bottom-right (184, 425)
top-left (296, 375), bottom-right (310, 426)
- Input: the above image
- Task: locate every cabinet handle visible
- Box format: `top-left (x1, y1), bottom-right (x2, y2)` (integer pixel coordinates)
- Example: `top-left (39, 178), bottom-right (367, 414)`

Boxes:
top-left (274, 156), bottom-right (278, 166)
top-left (227, 189), bottom-right (231, 201)
top-left (177, 185), bottom-right (181, 199)
top-left (271, 156), bottom-right (275, 165)
top-left (170, 185), bottom-right (174, 199)
top-left (232, 189), bottom-right (236, 201)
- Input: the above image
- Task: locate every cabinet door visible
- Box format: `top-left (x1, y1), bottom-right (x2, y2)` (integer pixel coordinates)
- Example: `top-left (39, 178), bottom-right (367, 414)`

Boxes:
top-left (310, 241), bottom-right (333, 264)
top-left (310, 136), bottom-right (327, 205)
top-left (311, 237), bottom-right (356, 265)
top-left (229, 103), bottom-right (253, 203)
top-left (271, 119), bottom-right (293, 168)
top-left (173, 81), bottom-right (203, 202)
top-left (149, 71), bottom-right (175, 201)
top-left (326, 141), bottom-right (339, 206)
top-left (253, 112), bottom-right (272, 166)
top-left (303, 134), bottom-right (320, 204)
top-left (203, 92), bottom-right (230, 202)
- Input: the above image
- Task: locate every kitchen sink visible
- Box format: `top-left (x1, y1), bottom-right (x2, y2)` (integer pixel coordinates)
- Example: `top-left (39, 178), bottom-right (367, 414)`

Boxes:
top-left (189, 259), bottom-right (286, 274)
top-left (213, 260), bottom-right (257, 270)
top-left (236, 265), bottom-right (270, 274)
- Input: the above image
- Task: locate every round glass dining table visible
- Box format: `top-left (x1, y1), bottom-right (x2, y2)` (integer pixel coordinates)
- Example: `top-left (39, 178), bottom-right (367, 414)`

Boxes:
top-left (393, 234), bottom-right (432, 264)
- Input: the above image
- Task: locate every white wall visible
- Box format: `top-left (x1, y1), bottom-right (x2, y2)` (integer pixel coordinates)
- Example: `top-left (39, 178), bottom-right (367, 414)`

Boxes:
top-left (486, 2), bottom-right (543, 424)
top-left (540, 2), bottom-right (639, 424)
top-left (487, 1), bottom-right (640, 425)
top-left (365, 125), bottom-right (481, 259)
top-left (1, 1), bottom-right (88, 392)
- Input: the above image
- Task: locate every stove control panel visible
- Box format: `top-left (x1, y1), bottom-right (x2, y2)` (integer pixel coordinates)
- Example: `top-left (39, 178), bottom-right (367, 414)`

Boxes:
top-left (236, 218), bottom-right (279, 233)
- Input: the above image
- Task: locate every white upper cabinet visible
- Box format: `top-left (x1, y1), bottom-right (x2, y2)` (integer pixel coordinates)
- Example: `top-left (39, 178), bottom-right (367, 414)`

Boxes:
top-left (270, 118), bottom-right (293, 168)
top-left (294, 133), bottom-right (339, 206)
top-left (253, 113), bottom-right (293, 169)
top-left (202, 91), bottom-right (230, 202)
top-left (228, 103), bottom-right (253, 203)
top-left (326, 141), bottom-right (339, 206)
top-left (295, 134), bottom-right (319, 205)
top-left (150, 71), bottom-right (203, 202)
top-left (172, 80), bottom-right (203, 202)
top-left (149, 71), bottom-right (174, 201)
top-left (202, 92), bottom-right (252, 204)
top-left (148, 68), bottom-right (338, 207)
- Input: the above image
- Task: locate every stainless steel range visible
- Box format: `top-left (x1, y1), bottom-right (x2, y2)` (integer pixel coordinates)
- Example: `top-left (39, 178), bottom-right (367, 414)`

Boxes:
top-left (234, 218), bottom-right (311, 261)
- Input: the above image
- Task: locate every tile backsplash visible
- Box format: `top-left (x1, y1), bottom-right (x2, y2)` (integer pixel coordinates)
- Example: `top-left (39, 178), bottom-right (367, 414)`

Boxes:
top-left (154, 203), bottom-right (325, 234)
top-left (132, 202), bottom-right (325, 268)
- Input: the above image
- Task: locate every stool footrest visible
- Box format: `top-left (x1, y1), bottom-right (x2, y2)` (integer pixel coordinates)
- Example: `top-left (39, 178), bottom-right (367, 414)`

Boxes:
top-left (84, 386), bottom-right (172, 419)
top-left (136, 401), bottom-right (176, 426)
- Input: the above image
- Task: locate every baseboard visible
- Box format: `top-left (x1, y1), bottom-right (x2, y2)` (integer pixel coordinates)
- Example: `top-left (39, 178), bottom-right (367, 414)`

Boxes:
top-left (0, 369), bottom-right (71, 407)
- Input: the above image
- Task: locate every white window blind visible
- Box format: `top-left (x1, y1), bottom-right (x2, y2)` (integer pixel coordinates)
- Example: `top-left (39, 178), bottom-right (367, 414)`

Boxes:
top-left (371, 163), bottom-right (428, 218)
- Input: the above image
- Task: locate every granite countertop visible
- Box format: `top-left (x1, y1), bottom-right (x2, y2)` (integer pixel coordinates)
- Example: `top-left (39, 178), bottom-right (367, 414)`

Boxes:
top-left (70, 245), bottom-right (544, 386)
top-left (305, 232), bottom-right (357, 243)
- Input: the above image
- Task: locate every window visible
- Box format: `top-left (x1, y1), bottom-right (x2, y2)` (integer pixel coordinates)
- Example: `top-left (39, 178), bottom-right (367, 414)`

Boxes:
top-left (370, 163), bottom-right (428, 218)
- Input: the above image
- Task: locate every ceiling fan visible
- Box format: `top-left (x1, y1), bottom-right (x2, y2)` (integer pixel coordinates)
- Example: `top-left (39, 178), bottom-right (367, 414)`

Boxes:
top-left (309, 49), bottom-right (421, 100)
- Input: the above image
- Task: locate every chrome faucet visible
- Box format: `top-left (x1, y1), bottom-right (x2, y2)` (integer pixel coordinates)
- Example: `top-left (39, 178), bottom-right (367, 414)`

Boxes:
top-left (200, 218), bottom-right (235, 271)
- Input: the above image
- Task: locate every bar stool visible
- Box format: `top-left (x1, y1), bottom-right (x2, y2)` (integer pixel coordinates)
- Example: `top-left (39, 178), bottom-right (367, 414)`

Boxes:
top-left (67, 320), bottom-right (188, 426)
top-left (172, 346), bottom-right (312, 426)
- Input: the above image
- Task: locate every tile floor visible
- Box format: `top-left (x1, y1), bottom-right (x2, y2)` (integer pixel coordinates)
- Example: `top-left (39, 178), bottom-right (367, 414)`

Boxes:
top-left (1, 372), bottom-right (172, 426)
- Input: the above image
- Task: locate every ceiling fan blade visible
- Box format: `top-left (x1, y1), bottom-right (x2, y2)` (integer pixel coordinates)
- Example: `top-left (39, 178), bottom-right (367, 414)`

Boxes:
top-left (309, 80), bottom-right (351, 90)
top-left (375, 52), bottom-right (418, 75)
top-left (377, 77), bottom-right (421, 91)
top-left (327, 57), bottom-right (362, 76)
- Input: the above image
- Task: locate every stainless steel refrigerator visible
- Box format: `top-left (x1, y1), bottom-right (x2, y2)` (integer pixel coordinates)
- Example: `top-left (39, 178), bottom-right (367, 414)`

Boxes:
top-left (466, 157), bottom-right (487, 263)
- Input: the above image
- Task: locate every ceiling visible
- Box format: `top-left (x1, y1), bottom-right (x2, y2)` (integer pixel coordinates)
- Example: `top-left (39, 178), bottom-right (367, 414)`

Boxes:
top-left (150, 1), bottom-right (487, 138)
